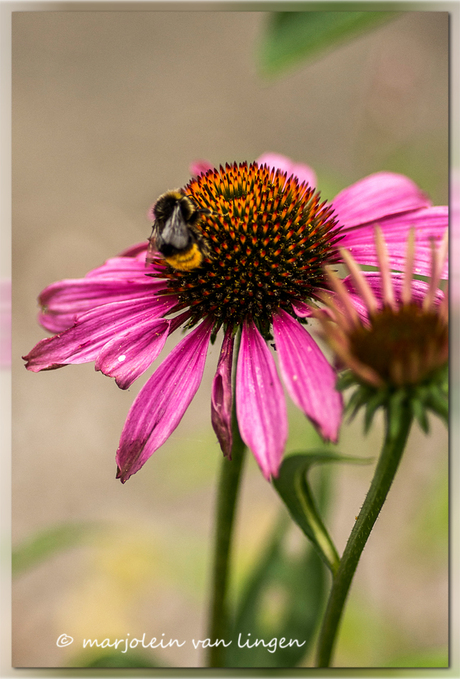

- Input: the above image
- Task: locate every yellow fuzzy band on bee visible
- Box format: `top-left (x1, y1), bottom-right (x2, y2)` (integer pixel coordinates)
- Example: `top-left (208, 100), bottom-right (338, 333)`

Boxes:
top-left (165, 244), bottom-right (204, 271)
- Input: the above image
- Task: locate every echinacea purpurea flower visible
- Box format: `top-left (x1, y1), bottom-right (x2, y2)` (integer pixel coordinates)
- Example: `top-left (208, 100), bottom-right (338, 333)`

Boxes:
top-left (23, 158), bottom-right (448, 482)
top-left (312, 226), bottom-right (448, 430)
top-left (312, 228), bottom-right (448, 668)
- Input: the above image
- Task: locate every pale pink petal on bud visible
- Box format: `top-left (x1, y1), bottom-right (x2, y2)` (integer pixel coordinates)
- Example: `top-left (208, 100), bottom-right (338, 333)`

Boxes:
top-left (424, 228), bottom-right (449, 311)
top-left (339, 247), bottom-right (378, 315)
top-left (374, 226), bottom-right (397, 310)
top-left (402, 228), bottom-right (416, 306)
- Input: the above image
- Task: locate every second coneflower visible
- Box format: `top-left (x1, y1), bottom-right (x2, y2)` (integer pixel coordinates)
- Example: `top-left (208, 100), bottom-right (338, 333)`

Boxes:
top-left (24, 159), bottom-right (448, 482)
top-left (310, 227), bottom-right (448, 669)
top-left (312, 226), bottom-right (448, 430)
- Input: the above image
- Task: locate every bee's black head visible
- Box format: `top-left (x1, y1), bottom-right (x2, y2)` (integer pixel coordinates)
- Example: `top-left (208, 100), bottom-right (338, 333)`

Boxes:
top-left (153, 191), bottom-right (198, 226)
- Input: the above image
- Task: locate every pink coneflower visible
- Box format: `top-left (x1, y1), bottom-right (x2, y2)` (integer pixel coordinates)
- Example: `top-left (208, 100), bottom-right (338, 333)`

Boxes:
top-left (312, 228), bottom-right (448, 670)
top-left (24, 158), bottom-right (448, 482)
top-left (312, 227), bottom-right (448, 429)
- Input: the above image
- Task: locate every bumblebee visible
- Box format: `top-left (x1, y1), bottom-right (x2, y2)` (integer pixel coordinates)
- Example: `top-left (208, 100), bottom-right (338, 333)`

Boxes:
top-left (146, 190), bottom-right (210, 271)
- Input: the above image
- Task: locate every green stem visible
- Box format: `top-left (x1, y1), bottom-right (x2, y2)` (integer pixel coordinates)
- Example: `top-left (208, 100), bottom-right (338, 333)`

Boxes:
top-left (207, 341), bottom-right (247, 668)
top-left (315, 402), bottom-right (413, 667)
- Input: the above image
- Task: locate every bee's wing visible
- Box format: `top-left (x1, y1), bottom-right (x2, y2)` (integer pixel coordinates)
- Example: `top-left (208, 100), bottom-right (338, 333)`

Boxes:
top-left (145, 224), bottom-right (160, 265)
top-left (160, 204), bottom-right (191, 249)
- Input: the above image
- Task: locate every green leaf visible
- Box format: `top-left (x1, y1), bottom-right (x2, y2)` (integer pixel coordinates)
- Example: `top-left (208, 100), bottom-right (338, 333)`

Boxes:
top-left (226, 516), bottom-right (326, 667)
top-left (258, 11), bottom-right (397, 76)
top-left (273, 452), bottom-right (371, 574)
top-left (12, 522), bottom-right (100, 576)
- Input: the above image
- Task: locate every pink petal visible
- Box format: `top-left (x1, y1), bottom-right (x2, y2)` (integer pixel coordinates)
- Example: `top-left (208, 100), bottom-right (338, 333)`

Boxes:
top-left (273, 309), bottom-right (342, 442)
top-left (257, 152), bottom-right (316, 188)
top-left (95, 317), bottom-right (172, 389)
top-left (38, 277), bottom-right (168, 333)
top-left (24, 295), bottom-right (177, 372)
top-left (343, 272), bottom-right (444, 308)
top-left (236, 320), bottom-right (287, 480)
top-left (117, 242), bottom-right (150, 258)
top-left (332, 172), bottom-right (431, 228)
top-left (86, 256), bottom-right (164, 279)
top-left (116, 318), bottom-right (213, 483)
top-left (211, 329), bottom-right (234, 458)
top-left (190, 160), bottom-right (214, 177)
top-left (291, 300), bottom-right (313, 318)
top-left (340, 207), bottom-right (448, 278)
top-left (336, 291), bottom-right (369, 323)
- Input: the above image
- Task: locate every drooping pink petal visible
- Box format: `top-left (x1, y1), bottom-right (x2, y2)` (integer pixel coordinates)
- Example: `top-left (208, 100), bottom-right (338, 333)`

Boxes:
top-left (38, 277), bottom-right (168, 333)
top-left (24, 295), bottom-right (178, 372)
top-left (211, 329), bottom-right (234, 458)
top-left (116, 318), bottom-right (213, 483)
top-left (339, 207), bottom-right (448, 278)
top-left (273, 309), bottom-right (342, 442)
top-left (332, 172), bottom-right (431, 228)
top-left (94, 318), bottom-right (172, 389)
top-left (190, 160), bottom-right (214, 177)
top-left (257, 152), bottom-right (316, 188)
top-left (236, 320), bottom-right (287, 480)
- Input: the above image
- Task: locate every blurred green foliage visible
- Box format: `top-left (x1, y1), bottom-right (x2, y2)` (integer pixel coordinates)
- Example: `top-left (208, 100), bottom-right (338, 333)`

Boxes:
top-left (12, 522), bottom-right (100, 576)
top-left (385, 649), bottom-right (448, 668)
top-left (258, 11), bottom-right (397, 75)
top-left (226, 515), bottom-right (327, 667)
top-left (75, 651), bottom-right (163, 667)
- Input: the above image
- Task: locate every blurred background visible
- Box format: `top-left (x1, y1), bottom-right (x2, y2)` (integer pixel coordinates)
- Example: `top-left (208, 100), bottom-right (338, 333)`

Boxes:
top-left (12, 10), bottom-right (448, 668)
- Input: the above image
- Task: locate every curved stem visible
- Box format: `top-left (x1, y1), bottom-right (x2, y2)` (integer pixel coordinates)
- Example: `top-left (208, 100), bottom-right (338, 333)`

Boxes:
top-left (207, 334), bottom-right (246, 668)
top-left (315, 403), bottom-right (413, 667)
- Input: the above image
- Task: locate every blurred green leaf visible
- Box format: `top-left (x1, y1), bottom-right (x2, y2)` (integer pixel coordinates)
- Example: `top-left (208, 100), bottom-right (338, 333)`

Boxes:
top-left (74, 650), bottom-right (164, 667)
top-left (385, 648), bottom-right (448, 668)
top-left (259, 11), bottom-right (397, 75)
top-left (273, 452), bottom-right (371, 574)
top-left (12, 522), bottom-right (99, 575)
top-left (226, 516), bottom-right (327, 667)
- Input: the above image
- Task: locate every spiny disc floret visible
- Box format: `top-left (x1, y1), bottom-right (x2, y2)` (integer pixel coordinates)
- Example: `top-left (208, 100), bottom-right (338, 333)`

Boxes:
top-left (155, 162), bottom-right (342, 331)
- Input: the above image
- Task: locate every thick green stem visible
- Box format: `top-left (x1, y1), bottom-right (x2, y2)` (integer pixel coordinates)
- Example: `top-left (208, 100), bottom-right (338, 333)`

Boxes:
top-left (206, 334), bottom-right (246, 668)
top-left (315, 403), bottom-right (413, 667)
